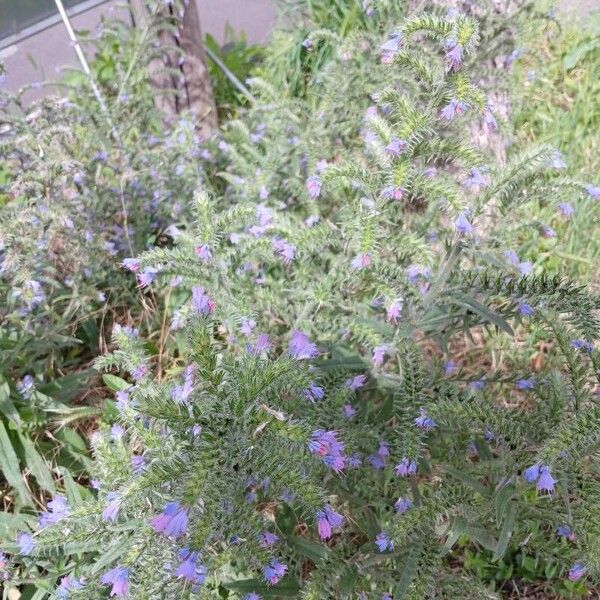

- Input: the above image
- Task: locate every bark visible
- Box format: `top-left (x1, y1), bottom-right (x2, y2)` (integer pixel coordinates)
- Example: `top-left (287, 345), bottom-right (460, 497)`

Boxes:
top-left (130, 0), bottom-right (218, 137)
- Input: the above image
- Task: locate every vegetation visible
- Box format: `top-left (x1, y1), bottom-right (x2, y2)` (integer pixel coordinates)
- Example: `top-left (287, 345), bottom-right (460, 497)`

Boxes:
top-left (0, 1), bottom-right (599, 599)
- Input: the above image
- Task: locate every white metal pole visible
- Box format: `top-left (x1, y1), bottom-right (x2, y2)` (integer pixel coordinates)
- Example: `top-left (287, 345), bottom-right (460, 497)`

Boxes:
top-left (53, 0), bottom-right (113, 126)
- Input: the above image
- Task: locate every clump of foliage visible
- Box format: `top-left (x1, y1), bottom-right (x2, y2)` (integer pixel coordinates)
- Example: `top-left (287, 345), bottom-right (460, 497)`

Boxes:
top-left (0, 1), bottom-right (204, 512)
top-left (3, 10), bottom-right (600, 600)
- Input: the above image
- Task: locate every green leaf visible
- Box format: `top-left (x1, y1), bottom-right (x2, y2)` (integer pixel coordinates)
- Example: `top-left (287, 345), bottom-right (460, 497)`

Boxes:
top-left (103, 374), bottom-right (131, 391)
top-left (445, 465), bottom-right (489, 497)
top-left (287, 535), bottom-right (330, 562)
top-left (0, 380), bottom-right (21, 426)
top-left (493, 501), bottom-right (516, 561)
top-left (0, 511), bottom-right (36, 539)
top-left (564, 38), bottom-right (600, 70)
top-left (494, 482), bottom-right (515, 524)
top-left (223, 577), bottom-right (300, 596)
top-left (451, 296), bottom-right (514, 336)
top-left (58, 466), bottom-right (91, 505)
top-left (17, 431), bottom-right (56, 494)
top-left (463, 522), bottom-right (498, 552)
top-left (0, 421), bottom-right (31, 506)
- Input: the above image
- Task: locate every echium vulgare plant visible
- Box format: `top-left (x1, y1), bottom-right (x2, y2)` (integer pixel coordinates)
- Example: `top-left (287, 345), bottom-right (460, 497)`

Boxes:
top-left (5, 11), bottom-right (600, 599)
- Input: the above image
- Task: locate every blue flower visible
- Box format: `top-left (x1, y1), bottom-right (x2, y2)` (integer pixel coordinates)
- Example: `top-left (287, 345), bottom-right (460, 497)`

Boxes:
top-left (440, 99), bottom-right (468, 120)
top-left (568, 563), bottom-right (586, 581)
top-left (243, 594), bottom-right (261, 600)
top-left (191, 287), bottom-right (215, 315)
top-left (100, 566), bottom-right (129, 597)
top-left (445, 43), bottom-right (463, 70)
top-left (395, 457), bottom-right (417, 476)
top-left (39, 495), bottom-right (69, 528)
top-left (517, 302), bottom-right (535, 316)
top-left (263, 559), bottom-right (287, 585)
top-left (375, 532), bottom-right (394, 552)
top-left (308, 429), bottom-right (346, 472)
top-left (259, 532), bottom-right (279, 548)
top-left (556, 525), bottom-right (575, 541)
top-left (571, 339), bottom-right (593, 353)
top-left (176, 549), bottom-right (206, 585)
top-left (17, 375), bottom-right (35, 400)
top-left (102, 492), bottom-right (122, 522)
top-left (557, 202), bottom-right (574, 218)
top-left (536, 466), bottom-right (556, 494)
top-left (585, 184), bottom-right (600, 200)
top-left (302, 383), bottom-right (325, 403)
top-left (56, 575), bottom-right (84, 598)
top-left (414, 408), bottom-right (436, 430)
top-left (516, 377), bottom-right (535, 390)
top-left (306, 176), bottom-right (322, 199)
top-left (289, 330), bottom-right (318, 360)
top-left (394, 497), bottom-right (413, 514)
top-left (522, 463), bottom-right (540, 483)
top-left (151, 501), bottom-right (189, 539)
top-left (346, 374), bottom-right (366, 390)
top-left (17, 532), bottom-right (36, 556)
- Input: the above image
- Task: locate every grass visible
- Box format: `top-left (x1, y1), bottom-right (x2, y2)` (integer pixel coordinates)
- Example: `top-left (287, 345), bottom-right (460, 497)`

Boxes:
top-left (512, 10), bottom-right (600, 284)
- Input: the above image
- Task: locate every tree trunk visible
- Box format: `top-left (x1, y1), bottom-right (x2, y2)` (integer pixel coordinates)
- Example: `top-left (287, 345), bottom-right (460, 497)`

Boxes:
top-left (131, 0), bottom-right (218, 138)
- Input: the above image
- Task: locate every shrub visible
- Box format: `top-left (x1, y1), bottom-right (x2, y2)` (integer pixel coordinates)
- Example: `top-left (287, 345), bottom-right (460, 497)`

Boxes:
top-left (4, 10), bottom-right (599, 599)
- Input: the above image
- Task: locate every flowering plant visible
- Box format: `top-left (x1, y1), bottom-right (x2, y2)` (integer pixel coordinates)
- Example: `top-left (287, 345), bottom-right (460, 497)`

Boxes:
top-left (3, 9), bottom-right (600, 600)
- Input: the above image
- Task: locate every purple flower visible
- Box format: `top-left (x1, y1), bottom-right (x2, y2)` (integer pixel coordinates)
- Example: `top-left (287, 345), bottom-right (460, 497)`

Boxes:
top-left (557, 202), bottom-right (574, 218)
top-left (241, 318), bottom-right (256, 337)
top-left (17, 533), bottom-right (36, 555)
top-left (137, 267), bottom-right (159, 288)
top-left (571, 339), bottom-right (594, 353)
top-left (343, 404), bottom-right (356, 418)
top-left (381, 186), bottom-right (405, 201)
top-left (444, 361), bottom-right (457, 375)
top-left (195, 244), bottom-right (212, 262)
top-left (131, 364), bottom-right (148, 381)
top-left (250, 333), bottom-right (272, 355)
top-left (536, 466), bottom-right (556, 494)
top-left (56, 575), bottom-right (84, 598)
top-left (308, 429), bottom-right (346, 472)
top-left (522, 463), bottom-right (541, 483)
top-left (243, 594), bottom-right (261, 600)
top-left (263, 559), bottom-right (287, 585)
top-left (316, 505), bottom-right (344, 540)
top-left (289, 330), bottom-right (318, 360)
top-left (347, 454), bottom-right (362, 468)
top-left (395, 457), bottom-right (417, 477)
top-left (102, 492), bottom-right (122, 522)
top-left (101, 566), bottom-right (129, 597)
top-left (548, 150), bottom-right (566, 170)
top-left (39, 495), bottom-right (69, 527)
top-left (122, 258), bottom-right (140, 272)
top-left (111, 424), bottom-right (125, 441)
top-left (516, 377), bottom-right (535, 390)
top-left (385, 138), bottom-right (407, 157)
top-left (542, 225), bottom-right (556, 238)
top-left (414, 408), bottom-right (436, 430)
top-left (151, 501), bottom-right (189, 539)
top-left (375, 532), bottom-right (394, 552)
top-left (463, 167), bottom-right (489, 190)
top-left (346, 374), bottom-right (366, 390)
top-left (518, 261), bottom-right (533, 275)
top-left (302, 383), bottom-right (325, 402)
top-left (568, 563), bottom-right (586, 581)
top-left (387, 298), bottom-right (404, 323)
top-left (306, 176), bottom-right (322, 199)
top-left (176, 549), bottom-right (207, 584)
top-left (440, 99), bottom-right (468, 120)
top-left (585, 184), bottom-right (600, 199)
top-left (351, 253), bottom-right (372, 269)
top-left (394, 497), bottom-right (413, 514)
top-left (556, 525), bottom-right (575, 541)
top-left (272, 239), bottom-right (295, 265)
top-left (372, 346), bottom-right (386, 367)
top-left (259, 532), bottom-right (280, 548)
top-left (171, 365), bottom-right (196, 404)
top-left (17, 375), bottom-right (35, 399)
top-left (454, 213), bottom-right (473, 235)
top-left (191, 287), bottom-right (215, 315)
top-left (380, 33), bottom-right (403, 63)
top-left (406, 264), bottom-right (431, 284)
top-left (470, 378), bottom-right (486, 390)
top-left (131, 455), bottom-right (146, 474)
top-left (445, 43), bottom-right (463, 70)
top-left (518, 302), bottom-right (535, 316)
